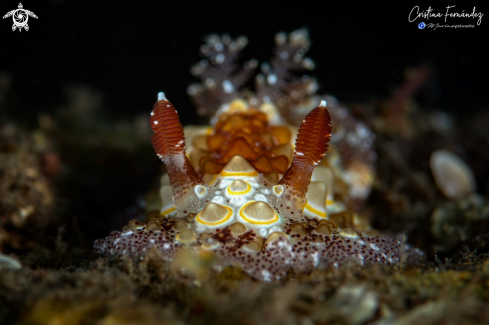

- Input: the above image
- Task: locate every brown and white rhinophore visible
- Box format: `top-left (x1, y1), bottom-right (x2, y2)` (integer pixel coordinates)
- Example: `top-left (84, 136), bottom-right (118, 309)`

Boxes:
top-left (150, 92), bottom-right (208, 214)
top-left (275, 100), bottom-right (332, 220)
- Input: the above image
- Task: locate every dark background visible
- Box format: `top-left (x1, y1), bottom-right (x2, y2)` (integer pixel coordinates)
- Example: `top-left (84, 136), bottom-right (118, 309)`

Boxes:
top-left (1, 1), bottom-right (487, 126)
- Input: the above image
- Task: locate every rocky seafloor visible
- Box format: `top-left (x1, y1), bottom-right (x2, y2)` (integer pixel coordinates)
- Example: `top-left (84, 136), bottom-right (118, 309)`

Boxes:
top-left (1, 81), bottom-right (489, 325)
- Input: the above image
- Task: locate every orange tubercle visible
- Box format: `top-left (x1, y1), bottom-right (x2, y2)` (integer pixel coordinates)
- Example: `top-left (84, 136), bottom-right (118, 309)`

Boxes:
top-left (252, 155), bottom-right (273, 173)
top-left (271, 126), bottom-right (292, 145)
top-left (188, 109), bottom-right (294, 176)
top-left (224, 137), bottom-right (258, 161)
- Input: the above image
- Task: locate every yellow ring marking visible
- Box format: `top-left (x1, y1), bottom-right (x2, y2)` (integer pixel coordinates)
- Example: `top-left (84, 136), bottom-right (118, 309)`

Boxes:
top-left (196, 205), bottom-right (233, 226)
top-left (273, 185), bottom-right (284, 195)
top-left (239, 201), bottom-right (280, 225)
top-left (220, 170), bottom-right (258, 177)
top-left (326, 199), bottom-right (334, 206)
top-left (160, 206), bottom-right (176, 216)
top-left (304, 202), bottom-right (327, 218)
top-left (227, 182), bottom-right (252, 195)
top-left (208, 174), bottom-right (218, 185)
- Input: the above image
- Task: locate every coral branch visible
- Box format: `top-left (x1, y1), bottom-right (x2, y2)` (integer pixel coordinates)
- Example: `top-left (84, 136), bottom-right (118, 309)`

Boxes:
top-left (382, 64), bottom-right (430, 137)
top-left (255, 29), bottom-right (318, 118)
top-left (188, 34), bottom-right (257, 118)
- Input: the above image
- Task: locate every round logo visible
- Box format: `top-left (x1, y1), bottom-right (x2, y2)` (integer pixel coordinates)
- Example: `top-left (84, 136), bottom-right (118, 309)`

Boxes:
top-left (13, 10), bottom-right (28, 27)
top-left (3, 3), bottom-right (38, 32)
top-left (418, 22), bottom-right (426, 29)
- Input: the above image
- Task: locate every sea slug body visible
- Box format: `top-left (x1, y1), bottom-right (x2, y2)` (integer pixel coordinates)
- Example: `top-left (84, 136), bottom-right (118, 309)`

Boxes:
top-left (94, 30), bottom-right (421, 281)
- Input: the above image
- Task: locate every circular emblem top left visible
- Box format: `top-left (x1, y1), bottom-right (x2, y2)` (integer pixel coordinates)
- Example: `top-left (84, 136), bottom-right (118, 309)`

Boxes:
top-left (3, 3), bottom-right (38, 32)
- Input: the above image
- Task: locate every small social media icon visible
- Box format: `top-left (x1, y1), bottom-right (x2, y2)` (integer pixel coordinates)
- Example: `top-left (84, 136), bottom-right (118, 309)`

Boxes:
top-left (418, 22), bottom-right (426, 29)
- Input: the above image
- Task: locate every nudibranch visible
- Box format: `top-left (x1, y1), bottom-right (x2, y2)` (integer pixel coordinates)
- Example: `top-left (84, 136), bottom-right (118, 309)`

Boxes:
top-left (95, 30), bottom-right (420, 281)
